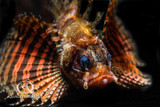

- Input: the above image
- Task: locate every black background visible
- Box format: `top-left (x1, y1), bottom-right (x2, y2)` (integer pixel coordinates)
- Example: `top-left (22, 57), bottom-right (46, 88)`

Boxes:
top-left (0, 0), bottom-right (160, 106)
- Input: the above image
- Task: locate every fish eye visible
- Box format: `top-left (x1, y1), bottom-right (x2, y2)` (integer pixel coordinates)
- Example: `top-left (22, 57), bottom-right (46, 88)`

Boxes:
top-left (107, 53), bottom-right (111, 66)
top-left (80, 56), bottom-right (91, 71)
top-left (107, 53), bottom-right (111, 61)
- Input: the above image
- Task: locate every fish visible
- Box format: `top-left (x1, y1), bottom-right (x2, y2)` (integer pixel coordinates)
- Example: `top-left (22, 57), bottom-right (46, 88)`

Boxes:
top-left (0, 0), bottom-right (152, 106)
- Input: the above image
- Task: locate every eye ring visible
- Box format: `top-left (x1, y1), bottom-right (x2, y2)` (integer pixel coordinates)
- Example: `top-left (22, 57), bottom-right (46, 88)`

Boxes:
top-left (80, 55), bottom-right (91, 71)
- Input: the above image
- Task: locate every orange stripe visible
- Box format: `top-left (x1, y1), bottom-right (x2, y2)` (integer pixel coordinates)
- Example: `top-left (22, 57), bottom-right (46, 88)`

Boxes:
top-left (41, 32), bottom-right (48, 39)
top-left (4, 16), bottom-right (37, 84)
top-left (22, 30), bottom-right (42, 80)
top-left (106, 4), bottom-right (132, 55)
top-left (108, 31), bottom-right (123, 55)
top-left (105, 33), bottom-right (118, 56)
top-left (3, 41), bottom-right (21, 86)
top-left (1, 35), bottom-right (19, 84)
top-left (36, 47), bottom-right (50, 76)
top-left (109, 23), bottom-right (125, 45)
top-left (109, 22), bottom-right (132, 53)
top-left (104, 0), bottom-right (133, 55)
top-left (3, 46), bottom-right (18, 84)
top-left (107, 22), bottom-right (132, 56)
top-left (22, 55), bottom-right (35, 80)
top-left (11, 35), bottom-right (34, 83)
top-left (33, 25), bottom-right (40, 32)
top-left (0, 42), bottom-right (12, 74)
top-left (11, 17), bottom-right (41, 83)
top-left (0, 36), bottom-right (14, 69)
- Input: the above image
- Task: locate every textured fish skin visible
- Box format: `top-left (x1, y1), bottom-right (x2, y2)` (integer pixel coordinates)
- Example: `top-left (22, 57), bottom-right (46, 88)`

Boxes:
top-left (0, 0), bottom-right (151, 106)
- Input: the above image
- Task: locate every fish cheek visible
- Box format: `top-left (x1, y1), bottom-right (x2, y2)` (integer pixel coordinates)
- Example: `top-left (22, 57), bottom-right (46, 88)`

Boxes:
top-left (60, 44), bottom-right (80, 86)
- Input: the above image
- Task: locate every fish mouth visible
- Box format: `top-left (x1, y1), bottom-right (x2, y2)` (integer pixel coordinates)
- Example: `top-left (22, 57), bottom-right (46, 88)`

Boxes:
top-left (88, 74), bottom-right (114, 88)
top-left (82, 74), bottom-right (115, 90)
top-left (82, 63), bottom-right (115, 90)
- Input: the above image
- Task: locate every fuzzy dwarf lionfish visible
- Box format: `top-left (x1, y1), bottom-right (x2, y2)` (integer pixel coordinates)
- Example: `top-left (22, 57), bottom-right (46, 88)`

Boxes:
top-left (0, 0), bottom-right (152, 106)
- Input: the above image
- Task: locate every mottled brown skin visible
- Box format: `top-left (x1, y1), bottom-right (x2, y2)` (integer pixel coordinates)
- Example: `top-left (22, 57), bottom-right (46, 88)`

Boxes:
top-left (58, 11), bottom-right (115, 90)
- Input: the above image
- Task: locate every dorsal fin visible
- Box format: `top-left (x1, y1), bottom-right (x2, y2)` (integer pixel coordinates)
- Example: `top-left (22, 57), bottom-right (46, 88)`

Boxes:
top-left (42, 0), bottom-right (80, 20)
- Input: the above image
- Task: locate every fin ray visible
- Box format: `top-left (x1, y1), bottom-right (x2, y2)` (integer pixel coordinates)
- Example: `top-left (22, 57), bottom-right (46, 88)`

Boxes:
top-left (103, 0), bottom-right (151, 88)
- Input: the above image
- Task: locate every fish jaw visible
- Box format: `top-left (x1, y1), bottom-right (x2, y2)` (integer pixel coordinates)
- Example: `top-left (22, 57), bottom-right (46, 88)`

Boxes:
top-left (81, 63), bottom-right (116, 90)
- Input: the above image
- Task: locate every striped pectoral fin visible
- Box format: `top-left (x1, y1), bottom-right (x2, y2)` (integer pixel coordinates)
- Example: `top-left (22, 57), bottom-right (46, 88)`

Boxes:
top-left (112, 60), bottom-right (152, 89)
top-left (40, 79), bottom-right (68, 106)
top-left (22, 71), bottom-right (69, 106)
top-left (6, 68), bottom-right (69, 106)
top-left (0, 13), bottom-right (58, 86)
top-left (102, 0), bottom-right (144, 65)
top-left (103, 0), bottom-right (152, 89)
top-left (0, 14), bottom-right (66, 106)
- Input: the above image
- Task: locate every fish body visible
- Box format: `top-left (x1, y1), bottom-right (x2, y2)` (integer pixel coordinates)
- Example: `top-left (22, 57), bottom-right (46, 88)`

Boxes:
top-left (0, 0), bottom-right (151, 106)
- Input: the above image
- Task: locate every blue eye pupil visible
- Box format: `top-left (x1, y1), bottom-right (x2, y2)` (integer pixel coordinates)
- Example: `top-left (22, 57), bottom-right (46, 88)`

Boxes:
top-left (107, 53), bottom-right (111, 61)
top-left (80, 56), bottom-right (90, 70)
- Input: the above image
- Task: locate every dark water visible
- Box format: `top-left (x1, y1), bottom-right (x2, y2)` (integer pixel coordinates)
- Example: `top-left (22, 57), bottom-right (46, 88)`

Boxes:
top-left (0, 0), bottom-right (160, 106)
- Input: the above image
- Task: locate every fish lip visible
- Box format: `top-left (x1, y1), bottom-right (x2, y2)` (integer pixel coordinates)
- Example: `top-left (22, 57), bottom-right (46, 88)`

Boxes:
top-left (87, 74), bottom-right (114, 88)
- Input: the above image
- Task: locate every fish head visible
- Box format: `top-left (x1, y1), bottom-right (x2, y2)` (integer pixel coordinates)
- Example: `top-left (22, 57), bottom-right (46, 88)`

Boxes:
top-left (61, 35), bottom-right (115, 90)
